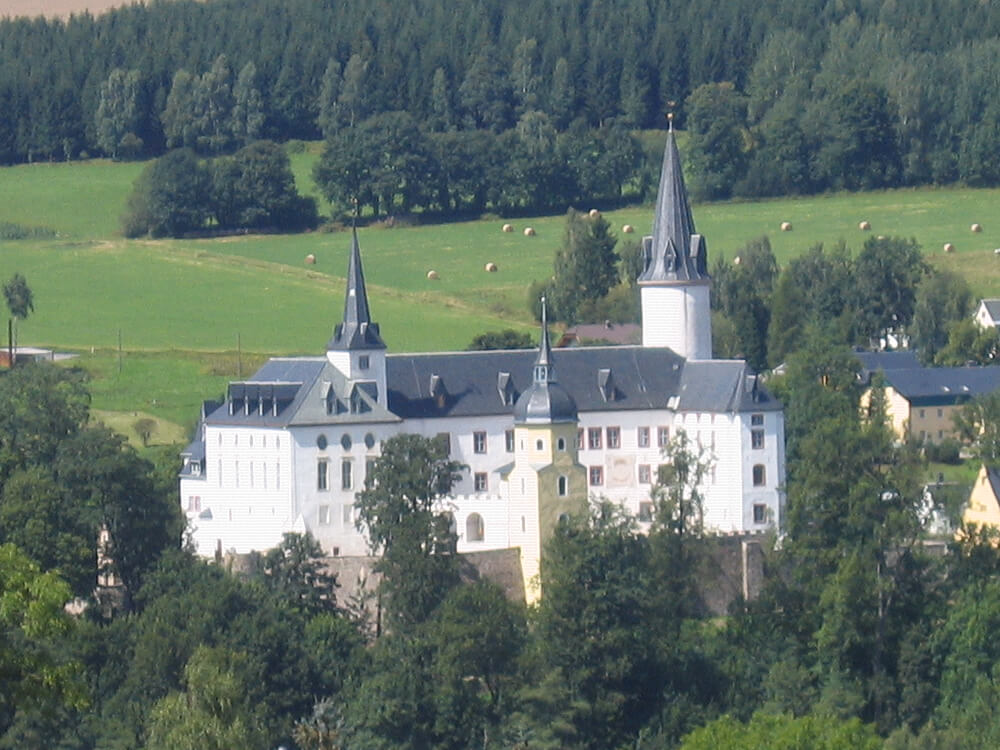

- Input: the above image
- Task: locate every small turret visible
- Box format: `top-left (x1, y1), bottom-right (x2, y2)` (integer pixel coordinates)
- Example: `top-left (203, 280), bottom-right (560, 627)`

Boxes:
top-left (513, 299), bottom-right (577, 424)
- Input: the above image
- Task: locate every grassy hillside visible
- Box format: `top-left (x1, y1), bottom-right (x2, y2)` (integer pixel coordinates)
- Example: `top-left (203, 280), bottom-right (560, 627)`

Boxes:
top-left (3, 148), bottom-right (1000, 433)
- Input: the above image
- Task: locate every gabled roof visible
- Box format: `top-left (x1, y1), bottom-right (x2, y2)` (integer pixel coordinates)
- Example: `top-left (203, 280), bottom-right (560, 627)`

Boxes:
top-left (203, 357), bottom-right (398, 427)
top-left (881, 365), bottom-right (1000, 405)
top-left (386, 346), bottom-right (781, 419)
top-left (637, 129), bottom-right (709, 284)
top-left (986, 465), bottom-right (1000, 501)
top-left (980, 299), bottom-right (1000, 323)
top-left (854, 350), bottom-right (922, 384)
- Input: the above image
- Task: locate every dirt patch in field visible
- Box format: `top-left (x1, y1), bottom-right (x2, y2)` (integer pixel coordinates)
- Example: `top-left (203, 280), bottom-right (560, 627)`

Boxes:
top-left (1, 0), bottom-right (157, 19)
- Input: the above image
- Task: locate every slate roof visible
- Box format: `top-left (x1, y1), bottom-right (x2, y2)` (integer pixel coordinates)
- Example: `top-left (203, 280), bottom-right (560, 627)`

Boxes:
top-left (980, 299), bottom-right (1000, 324)
top-left (327, 227), bottom-right (386, 352)
top-left (513, 303), bottom-right (578, 424)
top-left (854, 350), bottom-right (922, 384)
top-left (386, 346), bottom-right (779, 419)
top-left (637, 128), bottom-right (709, 284)
top-left (882, 365), bottom-right (1000, 406)
top-left (203, 357), bottom-right (398, 427)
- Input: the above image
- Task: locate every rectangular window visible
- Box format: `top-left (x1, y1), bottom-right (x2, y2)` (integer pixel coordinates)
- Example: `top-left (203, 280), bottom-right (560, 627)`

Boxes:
top-left (589, 466), bottom-right (603, 486)
top-left (576, 429), bottom-right (584, 449)
top-left (359, 355), bottom-right (370, 370)
top-left (657, 426), bottom-right (670, 448)
top-left (317, 460), bottom-right (329, 491)
top-left (638, 502), bottom-right (653, 523)
top-left (753, 464), bottom-right (766, 487)
top-left (937, 408), bottom-right (944, 418)
top-left (505, 429), bottom-right (515, 453)
top-left (365, 458), bottom-right (376, 486)
top-left (187, 496), bottom-right (201, 512)
top-left (637, 426), bottom-right (650, 448)
top-left (751, 429), bottom-right (765, 449)
top-left (473, 431), bottom-right (487, 454)
top-left (341, 460), bottom-right (353, 491)
top-left (588, 427), bottom-right (602, 450)
top-left (606, 426), bottom-right (621, 449)
top-left (919, 409), bottom-right (925, 418)
top-left (318, 505), bottom-right (330, 525)
top-left (751, 413), bottom-right (764, 426)
top-left (638, 464), bottom-right (651, 484)
top-left (343, 504), bottom-right (353, 525)
top-left (474, 472), bottom-right (488, 492)
top-left (753, 503), bottom-right (767, 524)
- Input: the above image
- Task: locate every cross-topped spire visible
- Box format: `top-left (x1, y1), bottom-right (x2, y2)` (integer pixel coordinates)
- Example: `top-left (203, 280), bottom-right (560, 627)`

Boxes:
top-left (327, 226), bottom-right (386, 351)
top-left (514, 297), bottom-right (576, 424)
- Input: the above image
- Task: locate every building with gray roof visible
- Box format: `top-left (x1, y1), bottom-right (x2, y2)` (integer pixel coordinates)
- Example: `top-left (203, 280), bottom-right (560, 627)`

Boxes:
top-left (180, 131), bottom-right (786, 576)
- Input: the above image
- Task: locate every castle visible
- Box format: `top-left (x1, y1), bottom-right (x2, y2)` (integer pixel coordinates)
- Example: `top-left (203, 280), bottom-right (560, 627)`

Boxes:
top-left (179, 131), bottom-right (786, 597)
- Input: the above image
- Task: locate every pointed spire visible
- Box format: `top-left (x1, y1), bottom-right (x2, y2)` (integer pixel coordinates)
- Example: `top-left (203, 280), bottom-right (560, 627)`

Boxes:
top-left (327, 226), bottom-right (386, 351)
top-left (535, 296), bottom-right (553, 376)
top-left (514, 297), bottom-right (576, 424)
top-left (638, 129), bottom-right (708, 283)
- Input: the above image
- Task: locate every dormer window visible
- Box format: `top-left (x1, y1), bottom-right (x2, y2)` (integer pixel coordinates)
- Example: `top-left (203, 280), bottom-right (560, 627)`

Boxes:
top-left (359, 355), bottom-right (370, 370)
top-left (429, 374), bottom-right (446, 409)
top-left (598, 368), bottom-right (616, 402)
top-left (497, 372), bottom-right (515, 406)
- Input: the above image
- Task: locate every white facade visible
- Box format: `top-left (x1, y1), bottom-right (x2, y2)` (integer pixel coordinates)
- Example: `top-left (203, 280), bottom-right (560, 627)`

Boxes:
top-left (179, 130), bottom-right (786, 566)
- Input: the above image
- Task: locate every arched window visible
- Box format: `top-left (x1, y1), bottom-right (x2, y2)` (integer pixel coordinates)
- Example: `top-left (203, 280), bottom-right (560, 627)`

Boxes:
top-left (752, 464), bottom-right (766, 486)
top-left (557, 437), bottom-right (566, 451)
top-left (557, 475), bottom-right (568, 496)
top-left (466, 513), bottom-right (485, 542)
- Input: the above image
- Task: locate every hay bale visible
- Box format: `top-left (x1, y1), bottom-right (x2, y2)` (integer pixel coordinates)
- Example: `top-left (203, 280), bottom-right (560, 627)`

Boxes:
top-left (780, 221), bottom-right (792, 232)
top-left (485, 262), bottom-right (498, 272)
top-left (502, 223), bottom-right (514, 233)
top-left (523, 227), bottom-right (535, 237)
top-left (944, 242), bottom-right (955, 253)
top-left (305, 254), bottom-right (316, 264)
top-left (622, 224), bottom-right (634, 234)
top-left (877, 235), bottom-right (886, 240)
top-left (733, 256), bottom-right (741, 265)
top-left (972, 223), bottom-right (983, 233)
top-left (859, 220), bottom-right (871, 231)
top-left (589, 208), bottom-right (601, 218)
top-left (426, 270), bottom-right (439, 280)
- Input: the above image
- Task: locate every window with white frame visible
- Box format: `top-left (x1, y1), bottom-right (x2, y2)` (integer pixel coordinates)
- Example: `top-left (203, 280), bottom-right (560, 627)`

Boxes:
top-left (606, 426), bottom-right (620, 449)
top-left (638, 464), bottom-right (651, 484)
top-left (317, 460), bottom-right (329, 491)
top-left (505, 429), bottom-right (515, 452)
top-left (318, 505), bottom-right (331, 525)
top-left (657, 426), bottom-right (670, 448)
top-left (341, 460), bottom-right (353, 490)
top-left (589, 466), bottom-right (603, 486)
top-left (753, 503), bottom-right (767, 523)
top-left (637, 426), bottom-right (650, 447)
top-left (752, 464), bottom-right (766, 486)
top-left (751, 429), bottom-right (765, 449)
top-left (474, 472), bottom-right (488, 492)
top-left (473, 431), bottom-right (487, 454)
top-left (588, 427), bottom-right (602, 450)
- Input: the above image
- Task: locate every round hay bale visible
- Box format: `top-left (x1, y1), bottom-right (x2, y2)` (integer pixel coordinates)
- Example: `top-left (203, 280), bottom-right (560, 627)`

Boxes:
top-left (944, 242), bottom-right (955, 253)
top-left (305, 254), bottom-right (316, 265)
top-left (485, 262), bottom-right (498, 272)
top-left (426, 270), bottom-right (439, 280)
top-left (877, 235), bottom-right (886, 240)
top-left (994, 248), bottom-right (1000, 256)
top-left (780, 221), bottom-right (792, 232)
top-left (589, 208), bottom-right (601, 219)
top-left (859, 220), bottom-right (871, 231)
top-left (972, 223), bottom-right (983, 233)
top-left (733, 256), bottom-right (741, 265)
top-left (502, 223), bottom-right (514, 233)
top-left (523, 227), bottom-right (536, 237)
top-left (622, 224), bottom-right (634, 234)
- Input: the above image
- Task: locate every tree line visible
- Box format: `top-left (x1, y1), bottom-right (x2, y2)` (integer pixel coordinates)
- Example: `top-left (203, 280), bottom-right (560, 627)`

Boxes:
top-left (3, 0), bottom-right (1000, 196)
top-left (6, 351), bottom-right (1000, 748)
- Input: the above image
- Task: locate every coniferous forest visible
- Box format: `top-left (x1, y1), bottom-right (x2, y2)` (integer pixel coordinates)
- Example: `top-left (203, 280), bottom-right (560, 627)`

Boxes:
top-left (3, 0), bottom-right (1000, 207)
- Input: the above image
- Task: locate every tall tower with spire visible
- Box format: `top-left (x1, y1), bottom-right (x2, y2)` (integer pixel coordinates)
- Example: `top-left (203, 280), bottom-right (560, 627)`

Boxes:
top-left (505, 300), bottom-right (587, 602)
top-left (638, 128), bottom-right (712, 360)
top-left (326, 227), bottom-right (388, 406)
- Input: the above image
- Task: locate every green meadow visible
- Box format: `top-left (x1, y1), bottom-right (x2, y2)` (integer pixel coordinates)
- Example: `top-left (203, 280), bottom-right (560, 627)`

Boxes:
top-left (3, 147), bottom-right (1000, 440)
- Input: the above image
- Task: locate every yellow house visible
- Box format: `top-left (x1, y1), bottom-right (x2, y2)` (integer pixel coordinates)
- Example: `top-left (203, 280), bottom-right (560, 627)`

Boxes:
top-left (961, 464), bottom-right (1000, 531)
top-left (861, 364), bottom-right (1000, 444)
